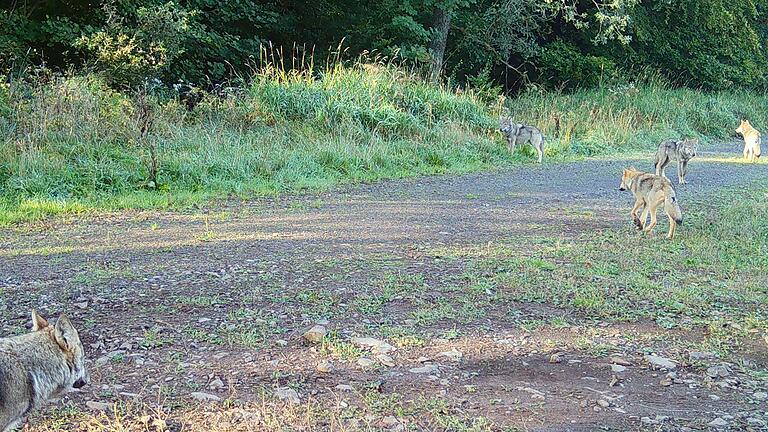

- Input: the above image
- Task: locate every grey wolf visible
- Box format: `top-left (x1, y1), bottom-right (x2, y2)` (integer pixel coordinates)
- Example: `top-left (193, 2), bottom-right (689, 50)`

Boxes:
top-left (735, 119), bottom-right (762, 161)
top-left (654, 138), bottom-right (698, 184)
top-left (0, 311), bottom-right (89, 432)
top-left (499, 118), bottom-right (544, 163)
top-left (619, 167), bottom-right (683, 239)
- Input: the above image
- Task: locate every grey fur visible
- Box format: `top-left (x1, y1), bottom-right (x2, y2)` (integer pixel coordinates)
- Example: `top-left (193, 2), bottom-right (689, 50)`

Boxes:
top-left (654, 138), bottom-right (698, 185)
top-left (0, 312), bottom-right (88, 432)
top-left (499, 118), bottom-right (544, 163)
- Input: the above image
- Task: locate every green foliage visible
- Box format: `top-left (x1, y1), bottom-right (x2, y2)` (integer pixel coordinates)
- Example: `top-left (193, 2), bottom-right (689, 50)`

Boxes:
top-left (75, 2), bottom-right (193, 88)
top-left (2, 0), bottom-right (767, 90)
top-left (538, 41), bottom-right (620, 90)
top-left (0, 62), bottom-right (508, 224)
top-left (3, 59), bottom-right (768, 225)
top-left (631, 0), bottom-right (767, 89)
top-left (504, 79), bottom-right (768, 157)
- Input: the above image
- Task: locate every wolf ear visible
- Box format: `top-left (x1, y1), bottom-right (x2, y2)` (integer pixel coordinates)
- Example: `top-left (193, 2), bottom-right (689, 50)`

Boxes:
top-left (53, 315), bottom-right (78, 351)
top-left (32, 310), bottom-right (49, 331)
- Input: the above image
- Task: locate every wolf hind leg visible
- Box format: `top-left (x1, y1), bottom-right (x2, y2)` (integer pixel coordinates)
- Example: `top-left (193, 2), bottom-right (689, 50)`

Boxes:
top-left (642, 199), bottom-right (663, 235)
top-left (532, 135), bottom-right (544, 163)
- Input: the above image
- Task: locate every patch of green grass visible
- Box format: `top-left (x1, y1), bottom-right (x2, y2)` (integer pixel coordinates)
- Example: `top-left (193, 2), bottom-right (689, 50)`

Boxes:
top-left (320, 331), bottom-right (364, 360)
top-left (140, 326), bottom-right (173, 349)
top-left (185, 327), bottom-right (225, 345)
top-left (457, 183), bottom-right (768, 331)
top-left (507, 84), bottom-right (768, 157)
top-left (5, 64), bottom-right (767, 226)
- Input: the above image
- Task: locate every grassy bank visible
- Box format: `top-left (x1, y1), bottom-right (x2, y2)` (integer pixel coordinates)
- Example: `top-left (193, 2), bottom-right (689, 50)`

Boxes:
top-left (2, 63), bottom-right (767, 225)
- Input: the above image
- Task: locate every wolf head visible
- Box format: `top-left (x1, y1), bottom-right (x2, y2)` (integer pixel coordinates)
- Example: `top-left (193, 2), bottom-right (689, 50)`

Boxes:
top-left (499, 117), bottom-right (521, 137)
top-left (32, 310), bottom-right (89, 390)
top-left (736, 119), bottom-right (750, 135)
top-left (619, 167), bottom-right (638, 191)
top-left (681, 138), bottom-right (698, 159)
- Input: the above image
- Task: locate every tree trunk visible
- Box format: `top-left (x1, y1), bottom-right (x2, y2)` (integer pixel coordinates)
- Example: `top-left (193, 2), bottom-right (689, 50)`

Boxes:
top-left (429, 7), bottom-right (451, 83)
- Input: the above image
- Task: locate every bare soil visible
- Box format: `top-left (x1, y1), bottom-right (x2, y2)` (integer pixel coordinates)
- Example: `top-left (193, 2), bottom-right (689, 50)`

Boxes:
top-left (1, 143), bottom-right (767, 431)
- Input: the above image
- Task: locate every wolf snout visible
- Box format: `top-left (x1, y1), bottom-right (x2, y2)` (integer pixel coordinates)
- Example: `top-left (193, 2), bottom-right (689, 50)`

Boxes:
top-left (618, 187), bottom-right (625, 191)
top-left (73, 378), bottom-right (88, 389)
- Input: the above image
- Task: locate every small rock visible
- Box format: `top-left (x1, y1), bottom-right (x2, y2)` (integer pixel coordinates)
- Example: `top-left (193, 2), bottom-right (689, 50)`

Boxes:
top-left (549, 353), bottom-right (562, 364)
top-left (74, 302), bottom-right (89, 309)
top-left (86, 401), bottom-right (110, 411)
top-left (597, 399), bottom-right (610, 408)
top-left (335, 384), bottom-right (353, 392)
top-left (275, 387), bottom-right (301, 404)
top-left (688, 351), bottom-right (714, 361)
top-left (709, 394), bottom-right (721, 401)
top-left (708, 417), bottom-right (728, 428)
top-left (351, 337), bottom-right (396, 354)
top-left (706, 364), bottom-right (732, 379)
top-left (382, 416), bottom-right (399, 427)
top-left (517, 386), bottom-right (546, 400)
top-left (198, 318), bottom-right (212, 323)
top-left (316, 361), bottom-right (333, 373)
top-left (645, 354), bottom-right (677, 370)
top-left (275, 339), bottom-right (288, 347)
top-left (377, 354), bottom-right (396, 367)
top-left (409, 364), bottom-right (439, 374)
top-left (610, 356), bottom-right (632, 366)
top-left (439, 349), bottom-right (463, 362)
top-left (303, 325), bottom-right (327, 343)
top-left (191, 392), bottom-right (221, 402)
top-left (753, 391), bottom-right (767, 401)
top-left (357, 357), bottom-right (375, 368)
top-left (209, 378), bottom-right (225, 390)
top-left (611, 364), bottom-right (627, 373)
top-left (660, 378), bottom-right (674, 386)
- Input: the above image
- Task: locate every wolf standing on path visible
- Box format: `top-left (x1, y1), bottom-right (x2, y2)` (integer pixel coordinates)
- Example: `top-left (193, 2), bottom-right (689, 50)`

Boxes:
top-left (735, 119), bottom-right (762, 161)
top-left (499, 118), bottom-right (544, 163)
top-left (654, 138), bottom-right (698, 184)
top-left (619, 167), bottom-right (683, 239)
top-left (0, 311), bottom-right (89, 432)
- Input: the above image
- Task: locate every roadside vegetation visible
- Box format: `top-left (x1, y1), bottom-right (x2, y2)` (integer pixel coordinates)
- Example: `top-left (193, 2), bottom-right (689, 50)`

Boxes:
top-left (2, 61), bottom-right (768, 225)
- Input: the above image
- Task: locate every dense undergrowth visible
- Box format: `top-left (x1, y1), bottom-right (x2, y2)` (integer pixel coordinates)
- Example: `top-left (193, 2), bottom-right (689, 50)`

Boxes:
top-left (1, 62), bottom-right (767, 225)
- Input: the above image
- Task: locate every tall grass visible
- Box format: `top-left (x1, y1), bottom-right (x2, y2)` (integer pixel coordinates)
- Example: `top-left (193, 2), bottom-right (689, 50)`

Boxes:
top-left (507, 80), bottom-right (768, 156)
top-left (2, 61), bottom-right (767, 224)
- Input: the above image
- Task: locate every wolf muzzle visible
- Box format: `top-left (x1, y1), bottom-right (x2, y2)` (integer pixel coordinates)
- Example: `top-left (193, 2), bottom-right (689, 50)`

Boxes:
top-left (73, 378), bottom-right (88, 389)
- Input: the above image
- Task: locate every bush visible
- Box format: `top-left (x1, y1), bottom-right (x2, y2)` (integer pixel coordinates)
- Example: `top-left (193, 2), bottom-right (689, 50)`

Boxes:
top-left (538, 41), bottom-right (621, 90)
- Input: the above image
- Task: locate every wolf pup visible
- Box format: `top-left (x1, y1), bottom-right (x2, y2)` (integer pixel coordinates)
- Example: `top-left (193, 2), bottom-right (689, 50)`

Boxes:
top-left (735, 119), bottom-right (762, 161)
top-left (619, 167), bottom-right (683, 239)
top-left (0, 311), bottom-right (89, 432)
top-left (499, 118), bottom-right (544, 163)
top-left (654, 138), bottom-right (698, 184)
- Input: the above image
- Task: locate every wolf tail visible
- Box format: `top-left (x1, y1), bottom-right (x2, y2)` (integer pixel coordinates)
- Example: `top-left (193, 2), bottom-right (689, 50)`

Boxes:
top-left (665, 194), bottom-right (683, 224)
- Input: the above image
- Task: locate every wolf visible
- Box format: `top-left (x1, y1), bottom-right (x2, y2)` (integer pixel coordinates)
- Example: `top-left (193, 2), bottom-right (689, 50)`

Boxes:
top-left (499, 118), bottom-right (544, 163)
top-left (735, 119), bottom-right (762, 161)
top-left (0, 311), bottom-right (89, 432)
top-left (619, 167), bottom-right (683, 239)
top-left (654, 138), bottom-right (698, 184)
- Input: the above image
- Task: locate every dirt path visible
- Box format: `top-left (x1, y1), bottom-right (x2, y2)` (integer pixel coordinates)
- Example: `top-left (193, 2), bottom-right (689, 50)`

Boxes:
top-left (2, 143), bottom-right (767, 431)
